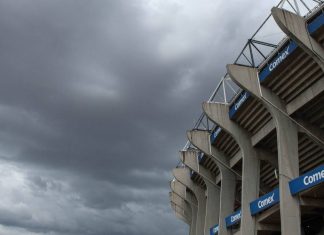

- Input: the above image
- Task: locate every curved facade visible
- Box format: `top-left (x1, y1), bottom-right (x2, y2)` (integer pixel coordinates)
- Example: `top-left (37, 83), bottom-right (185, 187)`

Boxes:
top-left (169, 2), bottom-right (324, 235)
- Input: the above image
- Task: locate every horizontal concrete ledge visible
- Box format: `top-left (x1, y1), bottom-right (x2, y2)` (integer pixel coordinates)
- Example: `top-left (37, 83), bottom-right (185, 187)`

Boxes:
top-left (300, 197), bottom-right (324, 208)
top-left (251, 119), bottom-right (275, 146)
top-left (286, 78), bottom-right (324, 115)
top-left (230, 150), bottom-right (242, 168)
top-left (257, 204), bottom-right (280, 223)
top-left (257, 223), bottom-right (280, 232)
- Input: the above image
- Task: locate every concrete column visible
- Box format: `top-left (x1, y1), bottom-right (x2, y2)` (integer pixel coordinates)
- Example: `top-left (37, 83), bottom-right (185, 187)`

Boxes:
top-left (180, 150), bottom-right (216, 184)
top-left (227, 64), bottom-right (301, 235)
top-left (171, 201), bottom-right (196, 235)
top-left (205, 181), bottom-right (220, 235)
top-left (173, 168), bottom-right (206, 235)
top-left (171, 180), bottom-right (197, 235)
top-left (187, 130), bottom-right (236, 235)
top-left (202, 103), bottom-right (260, 235)
top-left (271, 7), bottom-right (324, 68)
top-left (187, 191), bottom-right (198, 235)
top-left (170, 192), bottom-right (192, 220)
top-left (170, 179), bottom-right (198, 208)
top-left (180, 150), bottom-right (220, 235)
top-left (171, 203), bottom-right (189, 224)
top-left (170, 201), bottom-right (191, 225)
top-left (175, 210), bottom-right (190, 225)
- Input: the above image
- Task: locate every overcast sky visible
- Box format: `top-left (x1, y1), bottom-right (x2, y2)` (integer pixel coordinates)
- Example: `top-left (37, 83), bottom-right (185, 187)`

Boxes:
top-left (0, 1), bottom-right (279, 235)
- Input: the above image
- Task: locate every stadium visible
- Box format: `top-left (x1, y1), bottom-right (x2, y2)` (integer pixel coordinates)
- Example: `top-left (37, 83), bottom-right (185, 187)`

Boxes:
top-left (169, 0), bottom-right (324, 234)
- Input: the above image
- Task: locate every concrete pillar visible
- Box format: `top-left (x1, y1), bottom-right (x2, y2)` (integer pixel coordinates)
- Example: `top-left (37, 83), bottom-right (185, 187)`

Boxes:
top-left (227, 64), bottom-right (301, 235)
top-left (204, 181), bottom-right (220, 235)
top-left (271, 7), bottom-right (324, 68)
top-left (170, 201), bottom-right (191, 225)
top-left (171, 180), bottom-right (199, 209)
top-left (187, 191), bottom-right (198, 235)
top-left (187, 130), bottom-right (236, 235)
top-left (171, 201), bottom-right (196, 235)
top-left (175, 210), bottom-right (190, 225)
top-left (180, 150), bottom-right (220, 235)
top-left (171, 203), bottom-right (188, 224)
top-left (271, 7), bottom-right (324, 146)
top-left (173, 168), bottom-right (206, 235)
top-left (170, 192), bottom-right (192, 220)
top-left (171, 179), bottom-right (198, 235)
top-left (180, 150), bottom-right (216, 184)
top-left (202, 103), bottom-right (260, 235)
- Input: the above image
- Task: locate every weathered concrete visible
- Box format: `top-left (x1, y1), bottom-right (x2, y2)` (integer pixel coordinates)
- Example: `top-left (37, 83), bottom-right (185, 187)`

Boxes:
top-left (203, 102), bottom-right (260, 235)
top-left (286, 78), bottom-right (324, 115)
top-left (187, 130), bottom-right (236, 235)
top-left (170, 201), bottom-right (191, 225)
top-left (175, 210), bottom-right (190, 225)
top-left (180, 150), bottom-right (220, 235)
top-left (171, 202), bottom-right (189, 224)
top-left (170, 193), bottom-right (193, 227)
top-left (227, 64), bottom-right (301, 235)
top-left (171, 179), bottom-right (197, 235)
top-left (272, 7), bottom-right (324, 68)
top-left (171, 201), bottom-right (196, 235)
top-left (173, 168), bottom-right (206, 235)
top-left (170, 192), bottom-right (192, 220)
top-left (270, 7), bottom-right (324, 147)
top-left (171, 180), bottom-right (194, 205)
top-left (179, 150), bottom-right (216, 184)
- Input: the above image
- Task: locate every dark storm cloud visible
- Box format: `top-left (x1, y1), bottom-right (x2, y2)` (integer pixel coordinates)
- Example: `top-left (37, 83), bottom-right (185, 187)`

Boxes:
top-left (0, 0), bottom-right (277, 234)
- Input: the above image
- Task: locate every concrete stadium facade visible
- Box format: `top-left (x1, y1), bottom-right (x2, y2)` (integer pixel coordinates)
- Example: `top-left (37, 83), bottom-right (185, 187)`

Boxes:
top-left (170, 2), bottom-right (324, 235)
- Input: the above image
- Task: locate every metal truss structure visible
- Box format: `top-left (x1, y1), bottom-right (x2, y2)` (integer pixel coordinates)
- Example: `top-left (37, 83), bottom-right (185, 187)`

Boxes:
top-left (182, 0), bottom-right (324, 151)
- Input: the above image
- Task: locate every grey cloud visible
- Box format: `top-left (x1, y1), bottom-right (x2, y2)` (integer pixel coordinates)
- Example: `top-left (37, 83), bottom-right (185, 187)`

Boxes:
top-left (0, 0), bottom-right (279, 234)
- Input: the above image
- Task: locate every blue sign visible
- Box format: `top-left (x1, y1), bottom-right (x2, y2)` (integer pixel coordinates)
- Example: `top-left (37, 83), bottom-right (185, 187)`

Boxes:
top-left (210, 127), bottom-right (222, 144)
top-left (258, 40), bottom-right (298, 82)
top-left (189, 170), bottom-right (195, 178)
top-left (225, 209), bottom-right (241, 228)
top-left (198, 152), bottom-right (205, 163)
top-left (249, 188), bottom-right (279, 216)
top-left (289, 165), bottom-right (324, 195)
top-left (229, 91), bottom-right (250, 119)
top-left (308, 12), bottom-right (324, 34)
top-left (210, 224), bottom-right (219, 235)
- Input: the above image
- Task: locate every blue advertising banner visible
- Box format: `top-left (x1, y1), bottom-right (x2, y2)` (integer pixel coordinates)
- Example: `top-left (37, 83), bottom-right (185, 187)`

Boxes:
top-left (229, 91), bottom-right (250, 119)
top-left (198, 152), bottom-right (205, 163)
top-left (308, 12), bottom-right (324, 34)
top-left (258, 40), bottom-right (298, 83)
top-left (210, 127), bottom-right (222, 144)
top-left (210, 224), bottom-right (219, 235)
top-left (289, 165), bottom-right (324, 195)
top-left (249, 188), bottom-right (279, 216)
top-left (189, 170), bottom-right (195, 178)
top-left (225, 209), bottom-right (241, 228)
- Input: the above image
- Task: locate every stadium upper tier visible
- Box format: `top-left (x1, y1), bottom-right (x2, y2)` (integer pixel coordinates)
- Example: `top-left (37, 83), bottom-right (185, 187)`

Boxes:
top-left (170, 0), bottom-right (324, 235)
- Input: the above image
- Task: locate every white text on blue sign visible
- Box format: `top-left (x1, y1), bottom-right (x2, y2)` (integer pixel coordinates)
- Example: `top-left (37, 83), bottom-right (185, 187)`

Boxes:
top-left (289, 165), bottom-right (324, 195)
top-left (210, 127), bottom-right (222, 144)
top-left (210, 224), bottom-right (219, 235)
top-left (258, 41), bottom-right (297, 82)
top-left (229, 91), bottom-right (250, 119)
top-left (225, 210), bottom-right (241, 228)
top-left (249, 188), bottom-right (279, 216)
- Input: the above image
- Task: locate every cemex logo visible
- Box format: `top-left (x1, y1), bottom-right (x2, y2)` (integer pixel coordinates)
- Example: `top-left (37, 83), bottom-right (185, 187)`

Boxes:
top-left (234, 92), bottom-right (248, 111)
top-left (210, 127), bottom-right (222, 144)
top-left (210, 224), bottom-right (219, 235)
top-left (269, 45), bottom-right (290, 72)
top-left (250, 188), bottom-right (279, 216)
top-left (229, 91), bottom-right (250, 119)
top-left (258, 40), bottom-right (297, 82)
top-left (289, 165), bottom-right (324, 195)
top-left (225, 210), bottom-right (241, 228)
